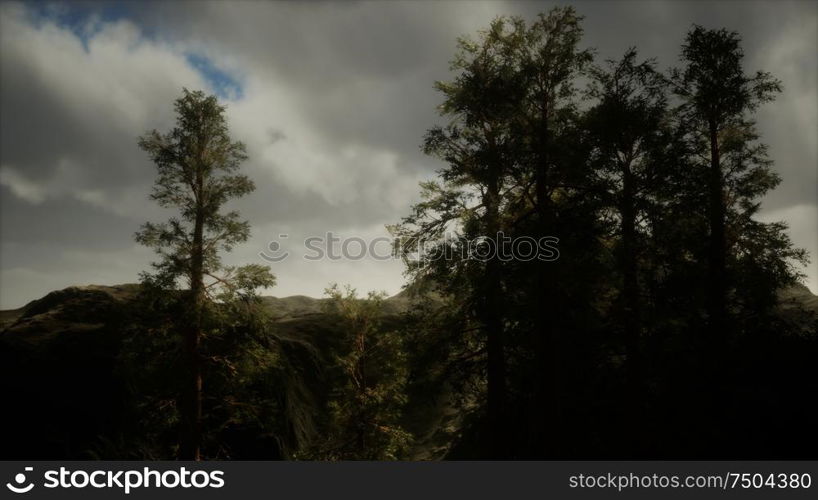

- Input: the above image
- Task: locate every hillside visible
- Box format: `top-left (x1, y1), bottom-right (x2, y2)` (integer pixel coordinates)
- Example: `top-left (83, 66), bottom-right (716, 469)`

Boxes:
top-left (0, 284), bottom-right (456, 460)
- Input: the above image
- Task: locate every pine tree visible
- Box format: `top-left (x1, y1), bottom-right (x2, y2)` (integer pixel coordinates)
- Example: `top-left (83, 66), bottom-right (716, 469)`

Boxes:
top-left (136, 89), bottom-right (275, 459)
top-left (394, 16), bottom-right (529, 457)
top-left (516, 6), bottom-right (594, 455)
top-left (586, 49), bottom-right (670, 364)
top-left (671, 25), bottom-right (782, 344)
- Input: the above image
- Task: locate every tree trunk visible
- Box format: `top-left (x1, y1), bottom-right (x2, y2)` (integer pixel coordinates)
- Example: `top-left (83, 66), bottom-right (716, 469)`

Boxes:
top-left (621, 165), bottom-right (640, 362)
top-left (707, 118), bottom-right (727, 346)
top-left (483, 170), bottom-right (507, 458)
top-left (180, 315), bottom-right (202, 461)
top-left (620, 162), bottom-right (645, 453)
top-left (701, 117), bottom-right (729, 447)
top-left (180, 166), bottom-right (205, 461)
top-left (356, 327), bottom-right (367, 457)
top-left (530, 100), bottom-right (562, 457)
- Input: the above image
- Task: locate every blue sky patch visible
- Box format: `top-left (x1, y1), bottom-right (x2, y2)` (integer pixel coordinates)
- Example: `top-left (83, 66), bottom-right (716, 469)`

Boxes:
top-left (22, 2), bottom-right (243, 100)
top-left (23, 1), bottom-right (138, 51)
top-left (185, 53), bottom-right (244, 101)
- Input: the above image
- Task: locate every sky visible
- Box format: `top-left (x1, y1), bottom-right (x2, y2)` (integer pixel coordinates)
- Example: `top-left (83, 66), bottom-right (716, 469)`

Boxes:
top-left (0, 0), bottom-right (816, 308)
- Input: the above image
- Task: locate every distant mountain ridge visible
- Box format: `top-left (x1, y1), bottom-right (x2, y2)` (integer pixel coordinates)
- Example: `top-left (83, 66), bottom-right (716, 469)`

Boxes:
top-left (4, 282), bottom-right (816, 334)
top-left (0, 284), bottom-right (415, 332)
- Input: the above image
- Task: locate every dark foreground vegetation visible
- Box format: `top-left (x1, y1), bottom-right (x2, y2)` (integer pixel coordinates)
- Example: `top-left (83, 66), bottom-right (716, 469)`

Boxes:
top-left (1, 8), bottom-right (816, 459)
top-left (0, 282), bottom-right (815, 459)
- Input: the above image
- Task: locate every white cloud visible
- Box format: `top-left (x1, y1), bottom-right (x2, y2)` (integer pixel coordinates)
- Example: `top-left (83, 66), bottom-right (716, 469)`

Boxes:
top-left (0, 166), bottom-right (46, 204)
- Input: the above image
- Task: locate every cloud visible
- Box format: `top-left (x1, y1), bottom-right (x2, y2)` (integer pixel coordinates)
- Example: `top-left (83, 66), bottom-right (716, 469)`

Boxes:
top-left (1, 0), bottom-right (816, 308)
top-left (0, 167), bottom-right (46, 204)
top-left (752, 11), bottom-right (818, 212)
top-left (0, 1), bottom-right (435, 307)
top-left (0, 2), bottom-right (207, 209)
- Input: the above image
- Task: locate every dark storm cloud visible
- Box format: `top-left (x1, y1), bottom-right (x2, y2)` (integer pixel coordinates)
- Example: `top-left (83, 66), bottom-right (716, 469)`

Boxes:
top-left (1, 1), bottom-right (815, 308)
top-left (133, 0), bottom-right (817, 207)
top-left (127, 1), bottom-right (531, 169)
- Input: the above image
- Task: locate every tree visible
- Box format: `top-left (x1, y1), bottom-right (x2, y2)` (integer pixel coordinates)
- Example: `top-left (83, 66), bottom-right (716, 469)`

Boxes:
top-left (655, 26), bottom-right (807, 450)
top-left (671, 25), bottom-right (782, 345)
top-left (136, 89), bottom-right (275, 460)
top-left (317, 285), bottom-right (412, 460)
top-left (394, 10), bottom-right (602, 458)
top-left (394, 16), bottom-right (528, 457)
top-left (390, 14), bottom-right (811, 460)
top-left (586, 49), bottom-right (670, 367)
top-left (582, 49), bottom-right (678, 448)
top-left (515, 6), bottom-right (594, 455)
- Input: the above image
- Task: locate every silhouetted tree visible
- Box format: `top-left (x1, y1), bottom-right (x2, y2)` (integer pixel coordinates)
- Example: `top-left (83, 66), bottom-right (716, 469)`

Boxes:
top-left (515, 6), bottom-right (594, 455)
top-left (671, 25), bottom-right (782, 347)
top-left (586, 49), bottom-right (670, 369)
top-left (396, 13), bottom-right (811, 460)
top-left (393, 16), bottom-right (530, 457)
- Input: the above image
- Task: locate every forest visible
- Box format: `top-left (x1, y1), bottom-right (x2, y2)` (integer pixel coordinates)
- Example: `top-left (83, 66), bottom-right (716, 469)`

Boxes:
top-left (1, 7), bottom-right (816, 460)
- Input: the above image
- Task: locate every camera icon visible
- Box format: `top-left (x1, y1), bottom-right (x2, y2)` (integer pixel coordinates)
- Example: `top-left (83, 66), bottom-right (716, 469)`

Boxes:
top-left (6, 467), bottom-right (34, 494)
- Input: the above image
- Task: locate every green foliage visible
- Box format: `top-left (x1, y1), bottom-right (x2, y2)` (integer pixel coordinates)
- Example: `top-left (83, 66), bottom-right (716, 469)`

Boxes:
top-left (112, 292), bottom-right (323, 459)
top-left (304, 284), bottom-right (412, 460)
top-left (136, 88), bottom-right (274, 299)
top-left (135, 88), bottom-right (275, 458)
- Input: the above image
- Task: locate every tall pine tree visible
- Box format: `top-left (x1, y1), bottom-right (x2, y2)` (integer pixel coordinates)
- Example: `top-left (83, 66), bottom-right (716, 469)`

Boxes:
top-left (136, 89), bottom-right (275, 459)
